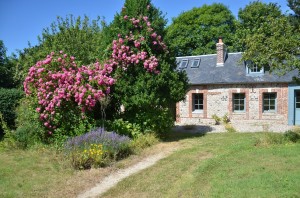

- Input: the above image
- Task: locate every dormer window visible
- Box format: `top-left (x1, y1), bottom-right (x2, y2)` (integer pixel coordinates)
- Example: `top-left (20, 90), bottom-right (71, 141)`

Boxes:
top-left (179, 59), bottom-right (188, 69)
top-left (191, 58), bottom-right (200, 68)
top-left (246, 61), bottom-right (264, 75)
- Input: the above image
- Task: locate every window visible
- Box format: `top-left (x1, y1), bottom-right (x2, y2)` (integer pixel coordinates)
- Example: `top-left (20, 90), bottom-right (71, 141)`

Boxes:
top-left (263, 93), bottom-right (277, 112)
top-left (179, 59), bottom-right (188, 68)
top-left (233, 93), bottom-right (245, 112)
top-left (193, 93), bottom-right (203, 112)
top-left (191, 58), bottom-right (200, 68)
top-left (246, 61), bottom-right (264, 74)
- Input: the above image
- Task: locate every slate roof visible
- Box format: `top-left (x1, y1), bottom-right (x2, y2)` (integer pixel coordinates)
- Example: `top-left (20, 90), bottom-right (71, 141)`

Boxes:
top-left (176, 52), bottom-right (299, 85)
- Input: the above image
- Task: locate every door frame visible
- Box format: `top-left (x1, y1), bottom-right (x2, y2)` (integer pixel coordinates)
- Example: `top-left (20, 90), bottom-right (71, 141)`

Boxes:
top-left (288, 85), bottom-right (300, 125)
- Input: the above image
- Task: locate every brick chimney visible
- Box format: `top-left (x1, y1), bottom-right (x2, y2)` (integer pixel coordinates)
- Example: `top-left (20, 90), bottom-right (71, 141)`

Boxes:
top-left (216, 37), bottom-right (225, 67)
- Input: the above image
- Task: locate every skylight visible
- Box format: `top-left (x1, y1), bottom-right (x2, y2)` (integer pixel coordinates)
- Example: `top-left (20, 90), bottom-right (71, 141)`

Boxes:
top-left (191, 58), bottom-right (200, 68)
top-left (179, 59), bottom-right (189, 68)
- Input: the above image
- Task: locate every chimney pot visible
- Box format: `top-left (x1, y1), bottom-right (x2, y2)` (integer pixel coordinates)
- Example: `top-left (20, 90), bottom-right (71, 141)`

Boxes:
top-left (218, 37), bottom-right (223, 44)
top-left (216, 36), bottom-right (225, 67)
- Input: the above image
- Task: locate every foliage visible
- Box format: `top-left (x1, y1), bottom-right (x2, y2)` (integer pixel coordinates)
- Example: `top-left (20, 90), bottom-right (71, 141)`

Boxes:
top-left (241, 16), bottom-right (300, 75)
top-left (0, 88), bottom-right (23, 134)
top-left (0, 40), bottom-right (16, 88)
top-left (107, 118), bottom-right (142, 138)
top-left (212, 114), bottom-right (221, 125)
top-left (224, 123), bottom-right (237, 133)
top-left (256, 129), bottom-right (300, 146)
top-left (68, 143), bottom-right (106, 169)
top-left (284, 129), bottom-right (300, 142)
top-left (287, 0), bottom-right (300, 31)
top-left (165, 3), bottom-right (237, 56)
top-left (235, 1), bottom-right (282, 51)
top-left (101, 0), bottom-right (188, 134)
top-left (14, 97), bottom-right (46, 148)
top-left (222, 113), bottom-right (230, 124)
top-left (255, 133), bottom-right (286, 146)
top-left (64, 127), bottom-right (132, 169)
top-left (236, 1), bottom-right (300, 75)
top-left (288, 0), bottom-right (300, 16)
top-left (23, 51), bottom-right (114, 139)
top-left (99, 0), bottom-right (166, 59)
top-left (130, 132), bottom-right (159, 152)
top-left (14, 15), bottom-right (104, 86)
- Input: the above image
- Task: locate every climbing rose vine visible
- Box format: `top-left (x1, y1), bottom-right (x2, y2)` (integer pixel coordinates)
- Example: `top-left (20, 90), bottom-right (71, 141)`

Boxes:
top-left (24, 51), bottom-right (115, 132)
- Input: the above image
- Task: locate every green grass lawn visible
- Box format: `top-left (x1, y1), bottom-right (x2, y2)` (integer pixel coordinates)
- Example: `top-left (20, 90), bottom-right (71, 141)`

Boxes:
top-left (102, 132), bottom-right (300, 198)
top-left (0, 146), bottom-right (74, 198)
top-left (0, 132), bottom-right (299, 198)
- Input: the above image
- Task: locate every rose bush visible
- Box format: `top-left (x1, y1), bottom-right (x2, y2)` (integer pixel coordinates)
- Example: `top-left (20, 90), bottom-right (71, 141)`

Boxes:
top-left (24, 51), bottom-right (115, 137)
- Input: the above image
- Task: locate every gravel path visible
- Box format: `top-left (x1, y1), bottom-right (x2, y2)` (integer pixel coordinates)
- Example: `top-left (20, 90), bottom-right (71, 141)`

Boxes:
top-left (77, 147), bottom-right (176, 198)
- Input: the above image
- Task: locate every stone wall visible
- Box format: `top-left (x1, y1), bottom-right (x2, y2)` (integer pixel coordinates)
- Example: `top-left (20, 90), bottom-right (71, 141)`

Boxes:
top-left (176, 83), bottom-right (289, 128)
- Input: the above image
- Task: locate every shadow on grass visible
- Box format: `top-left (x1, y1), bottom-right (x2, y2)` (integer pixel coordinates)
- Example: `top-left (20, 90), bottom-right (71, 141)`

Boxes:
top-left (160, 125), bottom-right (212, 142)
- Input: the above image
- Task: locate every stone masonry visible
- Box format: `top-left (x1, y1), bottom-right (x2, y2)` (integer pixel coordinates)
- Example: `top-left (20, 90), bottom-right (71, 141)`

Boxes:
top-left (176, 83), bottom-right (293, 132)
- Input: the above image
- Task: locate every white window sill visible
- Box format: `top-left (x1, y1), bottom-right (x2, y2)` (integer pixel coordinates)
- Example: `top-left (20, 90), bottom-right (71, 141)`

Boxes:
top-left (192, 110), bottom-right (203, 114)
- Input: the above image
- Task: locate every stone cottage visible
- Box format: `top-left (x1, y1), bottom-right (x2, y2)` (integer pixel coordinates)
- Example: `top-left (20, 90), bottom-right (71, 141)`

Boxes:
top-left (175, 38), bottom-right (300, 132)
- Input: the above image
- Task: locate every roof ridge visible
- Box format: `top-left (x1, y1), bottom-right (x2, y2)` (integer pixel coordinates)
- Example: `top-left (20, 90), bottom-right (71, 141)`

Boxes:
top-left (176, 52), bottom-right (242, 59)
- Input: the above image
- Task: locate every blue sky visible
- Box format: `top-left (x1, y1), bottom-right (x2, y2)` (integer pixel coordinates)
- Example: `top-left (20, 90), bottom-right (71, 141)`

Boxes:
top-left (0, 0), bottom-right (291, 56)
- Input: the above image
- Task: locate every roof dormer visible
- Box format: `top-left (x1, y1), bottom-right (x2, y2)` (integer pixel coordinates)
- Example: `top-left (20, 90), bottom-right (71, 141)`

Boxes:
top-left (245, 61), bottom-right (264, 75)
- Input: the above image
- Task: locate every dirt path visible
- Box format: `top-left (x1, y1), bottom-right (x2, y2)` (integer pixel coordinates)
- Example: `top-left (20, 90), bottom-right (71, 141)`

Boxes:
top-left (77, 145), bottom-right (178, 198)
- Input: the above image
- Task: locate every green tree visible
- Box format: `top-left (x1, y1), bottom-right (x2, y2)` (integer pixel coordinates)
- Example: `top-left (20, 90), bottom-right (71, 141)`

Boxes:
top-left (238, 1), bottom-right (300, 74)
top-left (236, 1), bottom-right (282, 51)
top-left (104, 0), bottom-right (188, 133)
top-left (241, 16), bottom-right (300, 74)
top-left (287, 0), bottom-right (300, 28)
top-left (99, 0), bottom-right (166, 59)
top-left (0, 40), bottom-right (15, 88)
top-left (165, 3), bottom-right (237, 56)
top-left (15, 15), bottom-right (104, 86)
top-left (288, 0), bottom-right (300, 15)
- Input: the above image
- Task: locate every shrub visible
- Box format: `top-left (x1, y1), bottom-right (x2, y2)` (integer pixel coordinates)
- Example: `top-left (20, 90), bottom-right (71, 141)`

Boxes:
top-left (14, 97), bottom-right (46, 148)
top-left (131, 133), bottom-right (159, 152)
top-left (23, 52), bottom-right (115, 139)
top-left (255, 133), bottom-right (287, 146)
top-left (212, 114), bottom-right (221, 125)
top-left (125, 108), bottom-right (175, 134)
top-left (225, 123), bottom-right (237, 133)
top-left (68, 143), bottom-right (106, 169)
top-left (0, 88), bottom-right (24, 134)
top-left (107, 118), bottom-right (142, 138)
top-left (64, 128), bottom-right (131, 169)
top-left (222, 113), bottom-right (230, 124)
top-left (284, 130), bottom-right (300, 143)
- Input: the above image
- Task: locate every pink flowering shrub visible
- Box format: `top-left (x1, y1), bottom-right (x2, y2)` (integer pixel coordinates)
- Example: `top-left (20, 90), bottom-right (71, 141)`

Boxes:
top-left (24, 51), bottom-right (115, 136)
top-left (111, 15), bottom-right (168, 74)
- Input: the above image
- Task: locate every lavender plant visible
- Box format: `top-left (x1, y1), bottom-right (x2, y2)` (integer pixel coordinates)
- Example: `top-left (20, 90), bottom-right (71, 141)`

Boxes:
top-left (65, 127), bottom-right (132, 166)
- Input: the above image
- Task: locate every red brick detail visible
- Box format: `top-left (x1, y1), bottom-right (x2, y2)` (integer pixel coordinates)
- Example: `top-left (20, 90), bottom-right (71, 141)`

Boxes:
top-left (188, 86), bottom-right (207, 118)
top-left (259, 85), bottom-right (288, 120)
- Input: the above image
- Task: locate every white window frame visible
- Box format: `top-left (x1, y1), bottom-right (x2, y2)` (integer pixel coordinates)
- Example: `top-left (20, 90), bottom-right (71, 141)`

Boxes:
top-left (191, 58), bottom-right (200, 68)
top-left (246, 61), bottom-right (264, 75)
top-left (179, 59), bottom-right (189, 69)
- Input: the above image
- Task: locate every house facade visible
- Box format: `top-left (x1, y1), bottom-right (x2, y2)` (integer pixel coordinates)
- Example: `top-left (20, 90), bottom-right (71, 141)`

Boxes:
top-left (176, 38), bottom-right (300, 132)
